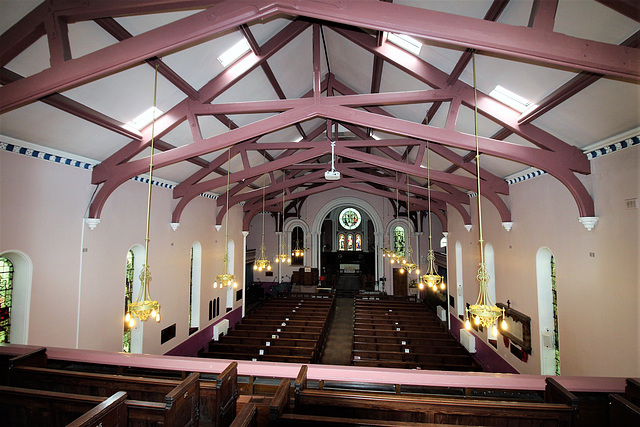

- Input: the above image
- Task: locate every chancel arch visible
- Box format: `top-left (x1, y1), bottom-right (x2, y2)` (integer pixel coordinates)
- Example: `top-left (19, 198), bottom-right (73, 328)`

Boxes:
top-left (312, 197), bottom-right (383, 293)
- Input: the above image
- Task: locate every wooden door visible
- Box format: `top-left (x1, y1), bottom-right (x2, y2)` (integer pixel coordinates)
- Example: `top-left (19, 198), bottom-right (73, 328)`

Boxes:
top-left (392, 268), bottom-right (407, 296)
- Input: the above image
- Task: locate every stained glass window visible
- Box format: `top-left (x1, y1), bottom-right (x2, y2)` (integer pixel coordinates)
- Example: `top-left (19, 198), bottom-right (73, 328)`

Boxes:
top-left (393, 225), bottom-right (406, 257)
top-left (189, 246), bottom-right (194, 328)
top-left (347, 234), bottom-right (354, 251)
top-left (0, 257), bottom-right (14, 344)
top-left (551, 256), bottom-right (560, 375)
top-left (123, 250), bottom-right (134, 353)
top-left (355, 234), bottom-right (362, 251)
top-left (339, 208), bottom-right (361, 230)
top-left (338, 234), bottom-right (346, 251)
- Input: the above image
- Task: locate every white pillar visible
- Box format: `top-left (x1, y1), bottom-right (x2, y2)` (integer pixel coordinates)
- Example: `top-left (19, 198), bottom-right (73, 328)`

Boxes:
top-left (242, 231), bottom-right (249, 318)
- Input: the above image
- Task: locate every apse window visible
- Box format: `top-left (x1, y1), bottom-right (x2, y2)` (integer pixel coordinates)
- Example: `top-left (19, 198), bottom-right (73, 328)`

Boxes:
top-left (387, 33), bottom-right (422, 56)
top-left (127, 106), bottom-right (163, 130)
top-left (218, 38), bottom-right (251, 67)
top-left (489, 85), bottom-right (535, 113)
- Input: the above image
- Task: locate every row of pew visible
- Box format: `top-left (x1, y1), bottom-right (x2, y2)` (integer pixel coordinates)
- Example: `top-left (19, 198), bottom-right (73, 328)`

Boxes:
top-left (0, 346), bottom-right (252, 427)
top-left (352, 296), bottom-right (481, 371)
top-left (261, 364), bottom-right (640, 426)
top-left (199, 293), bottom-right (335, 364)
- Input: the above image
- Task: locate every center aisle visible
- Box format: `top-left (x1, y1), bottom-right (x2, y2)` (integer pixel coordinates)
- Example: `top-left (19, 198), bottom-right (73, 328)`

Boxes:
top-left (319, 296), bottom-right (354, 365)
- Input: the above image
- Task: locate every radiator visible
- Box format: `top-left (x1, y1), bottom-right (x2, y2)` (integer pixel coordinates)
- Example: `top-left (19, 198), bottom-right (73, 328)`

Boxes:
top-left (436, 306), bottom-right (446, 322)
top-left (459, 328), bottom-right (476, 353)
top-left (213, 319), bottom-right (229, 341)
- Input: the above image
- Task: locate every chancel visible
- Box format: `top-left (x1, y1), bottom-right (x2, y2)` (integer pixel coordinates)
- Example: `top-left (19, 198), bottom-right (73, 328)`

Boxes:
top-left (0, 0), bottom-right (638, 425)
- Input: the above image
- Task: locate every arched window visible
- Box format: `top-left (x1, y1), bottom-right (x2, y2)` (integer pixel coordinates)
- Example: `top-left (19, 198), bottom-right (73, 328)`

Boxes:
top-left (355, 234), bottom-right (362, 251)
top-left (393, 225), bottom-right (406, 257)
top-left (347, 234), bottom-right (354, 251)
top-left (189, 243), bottom-right (202, 333)
top-left (338, 234), bottom-right (346, 251)
top-left (291, 226), bottom-right (304, 266)
top-left (0, 257), bottom-right (14, 343)
top-left (455, 241), bottom-right (464, 318)
top-left (124, 246), bottom-right (144, 354)
top-left (227, 240), bottom-right (236, 309)
top-left (537, 248), bottom-right (560, 375)
top-left (123, 250), bottom-right (134, 353)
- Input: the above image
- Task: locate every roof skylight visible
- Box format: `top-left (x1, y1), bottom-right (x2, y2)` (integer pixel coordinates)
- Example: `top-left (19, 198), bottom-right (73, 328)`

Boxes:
top-left (127, 106), bottom-right (163, 130)
top-left (387, 33), bottom-right (422, 56)
top-left (217, 38), bottom-right (251, 67)
top-left (489, 85), bottom-right (535, 113)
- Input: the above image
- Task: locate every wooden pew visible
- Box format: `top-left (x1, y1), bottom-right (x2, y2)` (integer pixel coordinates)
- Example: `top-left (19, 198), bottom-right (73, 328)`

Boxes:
top-left (66, 391), bottom-right (128, 427)
top-left (0, 385), bottom-right (120, 426)
top-left (609, 393), bottom-right (640, 426)
top-left (198, 350), bottom-right (312, 364)
top-left (626, 378), bottom-right (640, 406)
top-left (9, 367), bottom-right (200, 426)
top-left (10, 349), bottom-right (238, 427)
top-left (229, 402), bottom-right (258, 427)
top-left (290, 365), bottom-right (575, 426)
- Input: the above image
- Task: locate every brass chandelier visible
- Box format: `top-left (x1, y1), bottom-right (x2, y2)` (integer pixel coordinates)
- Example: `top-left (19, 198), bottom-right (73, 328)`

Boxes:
top-left (214, 148), bottom-right (238, 288)
top-left (275, 175), bottom-right (291, 264)
top-left (420, 139), bottom-right (444, 292)
top-left (386, 173), bottom-right (405, 264)
top-left (126, 66), bottom-right (161, 327)
top-left (254, 178), bottom-right (272, 272)
top-left (464, 53), bottom-right (506, 335)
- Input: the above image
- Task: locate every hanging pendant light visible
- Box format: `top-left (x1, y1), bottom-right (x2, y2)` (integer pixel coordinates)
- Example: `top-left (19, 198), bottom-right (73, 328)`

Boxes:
top-left (421, 138), bottom-right (444, 292)
top-left (214, 147), bottom-right (238, 289)
top-left (464, 53), bottom-right (506, 331)
top-left (126, 66), bottom-right (161, 327)
top-left (253, 176), bottom-right (272, 272)
top-left (275, 175), bottom-right (291, 264)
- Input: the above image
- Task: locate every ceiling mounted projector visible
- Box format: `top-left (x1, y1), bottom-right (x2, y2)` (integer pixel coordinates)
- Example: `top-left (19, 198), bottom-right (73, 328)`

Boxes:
top-left (325, 138), bottom-right (341, 181)
top-left (324, 170), bottom-right (341, 180)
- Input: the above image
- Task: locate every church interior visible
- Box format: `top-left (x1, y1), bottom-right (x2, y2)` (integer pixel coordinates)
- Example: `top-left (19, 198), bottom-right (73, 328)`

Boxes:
top-left (0, 0), bottom-right (639, 425)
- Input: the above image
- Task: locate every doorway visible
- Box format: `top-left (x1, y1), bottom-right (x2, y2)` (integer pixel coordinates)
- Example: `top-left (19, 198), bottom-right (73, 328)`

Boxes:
top-left (392, 268), bottom-right (407, 296)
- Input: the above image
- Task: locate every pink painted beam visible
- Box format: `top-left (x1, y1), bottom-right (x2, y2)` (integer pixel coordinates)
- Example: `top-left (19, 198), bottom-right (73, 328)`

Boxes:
top-left (226, 170), bottom-right (326, 206)
top-left (0, 68), bottom-right (141, 141)
top-left (332, 26), bottom-right (591, 162)
top-left (0, 1), bottom-right (280, 113)
top-left (44, 13), bottom-right (72, 66)
top-left (0, 2), bottom-right (48, 68)
top-left (528, 0), bottom-right (558, 32)
top-left (93, 19), bottom-right (311, 178)
top-left (280, 0), bottom-right (639, 79)
top-left (519, 30), bottom-right (640, 124)
top-left (94, 17), bottom-right (200, 100)
top-left (595, 0), bottom-right (640, 22)
top-left (41, 1), bottom-right (220, 23)
top-left (171, 145), bottom-right (328, 223)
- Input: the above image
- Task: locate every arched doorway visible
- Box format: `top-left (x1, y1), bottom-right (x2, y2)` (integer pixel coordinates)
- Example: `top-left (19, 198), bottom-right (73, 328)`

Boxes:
top-left (312, 198), bottom-right (383, 294)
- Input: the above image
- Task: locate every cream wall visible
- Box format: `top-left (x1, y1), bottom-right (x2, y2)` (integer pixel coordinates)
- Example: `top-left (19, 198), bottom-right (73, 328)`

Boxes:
top-left (447, 146), bottom-right (639, 377)
top-left (0, 148), bottom-right (245, 354)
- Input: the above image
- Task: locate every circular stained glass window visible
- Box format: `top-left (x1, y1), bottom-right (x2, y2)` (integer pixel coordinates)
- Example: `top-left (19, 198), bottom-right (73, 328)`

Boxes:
top-left (339, 208), bottom-right (361, 230)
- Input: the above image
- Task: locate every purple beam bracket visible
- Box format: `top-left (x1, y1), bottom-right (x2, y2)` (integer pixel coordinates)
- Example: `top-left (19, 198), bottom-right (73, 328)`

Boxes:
top-left (332, 26), bottom-right (593, 160)
top-left (0, 1), bottom-right (281, 113)
top-left (226, 169), bottom-right (326, 206)
top-left (280, 0), bottom-right (639, 79)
